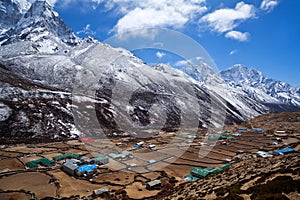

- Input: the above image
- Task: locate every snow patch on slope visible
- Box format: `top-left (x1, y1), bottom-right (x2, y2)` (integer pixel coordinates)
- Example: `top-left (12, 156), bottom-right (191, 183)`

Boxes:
top-left (0, 103), bottom-right (12, 121)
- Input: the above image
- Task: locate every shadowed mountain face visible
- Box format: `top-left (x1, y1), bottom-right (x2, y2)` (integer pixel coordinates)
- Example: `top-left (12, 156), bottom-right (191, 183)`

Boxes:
top-left (0, 1), bottom-right (297, 142)
top-left (0, 0), bottom-right (77, 45)
top-left (0, 0), bottom-right (22, 33)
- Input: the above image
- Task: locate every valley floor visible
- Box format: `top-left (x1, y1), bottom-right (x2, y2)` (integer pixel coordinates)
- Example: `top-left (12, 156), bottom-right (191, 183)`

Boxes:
top-left (0, 112), bottom-right (300, 199)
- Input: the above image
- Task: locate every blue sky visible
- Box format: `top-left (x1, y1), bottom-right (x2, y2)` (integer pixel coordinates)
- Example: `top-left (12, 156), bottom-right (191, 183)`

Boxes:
top-left (51, 0), bottom-right (300, 86)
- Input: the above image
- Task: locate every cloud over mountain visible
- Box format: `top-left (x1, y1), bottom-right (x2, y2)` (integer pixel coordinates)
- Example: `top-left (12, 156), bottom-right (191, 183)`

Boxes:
top-left (200, 2), bottom-right (255, 33)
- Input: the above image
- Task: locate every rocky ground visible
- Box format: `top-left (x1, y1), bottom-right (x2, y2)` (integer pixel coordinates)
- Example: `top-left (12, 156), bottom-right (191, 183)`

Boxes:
top-left (156, 154), bottom-right (300, 200)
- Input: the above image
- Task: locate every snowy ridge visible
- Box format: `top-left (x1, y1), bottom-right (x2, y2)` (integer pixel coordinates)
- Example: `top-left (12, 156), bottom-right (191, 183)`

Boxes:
top-left (0, 0), bottom-right (78, 46)
top-left (0, 0), bottom-right (296, 141)
top-left (14, 0), bottom-right (40, 13)
top-left (0, 0), bottom-right (22, 34)
top-left (221, 64), bottom-right (300, 108)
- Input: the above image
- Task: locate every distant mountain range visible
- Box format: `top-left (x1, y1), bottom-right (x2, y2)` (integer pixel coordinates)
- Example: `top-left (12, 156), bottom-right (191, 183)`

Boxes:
top-left (0, 0), bottom-right (298, 142)
top-left (221, 64), bottom-right (300, 108)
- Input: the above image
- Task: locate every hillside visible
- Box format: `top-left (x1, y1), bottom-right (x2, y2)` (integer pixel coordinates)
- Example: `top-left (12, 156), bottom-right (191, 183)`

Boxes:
top-left (158, 154), bottom-right (300, 200)
top-left (0, 0), bottom-right (282, 142)
top-left (153, 111), bottom-right (300, 200)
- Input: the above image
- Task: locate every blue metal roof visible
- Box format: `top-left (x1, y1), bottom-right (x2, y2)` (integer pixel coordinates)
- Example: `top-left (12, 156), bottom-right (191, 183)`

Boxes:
top-left (277, 148), bottom-right (295, 154)
top-left (76, 164), bottom-right (97, 173)
top-left (252, 128), bottom-right (264, 132)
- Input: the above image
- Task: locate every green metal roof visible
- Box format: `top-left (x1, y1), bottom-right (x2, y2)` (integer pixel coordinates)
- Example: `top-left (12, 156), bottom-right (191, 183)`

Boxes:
top-left (53, 153), bottom-right (79, 161)
top-left (208, 136), bottom-right (220, 141)
top-left (26, 158), bottom-right (55, 168)
top-left (184, 174), bottom-right (199, 182)
top-left (211, 164), bottom-right (231, 174)
top-left (190, 164), bottom-right (231, 177)
top-left (219, 136), bottom-right (234, 140)
top-left (176, 133), bottom-right (186, 138)
top-left (92, 154), bottom-right (108, 162)
top-left (208, 135), bottom-right (234, 141)
top-left (26, 161), bottom-right (38, 168)
top-left (190, 167), bottom-right (213, 177)
top-left (37, 158), bottom-right (55, 166)
top-left (220, 164), bottom-right (232, 170)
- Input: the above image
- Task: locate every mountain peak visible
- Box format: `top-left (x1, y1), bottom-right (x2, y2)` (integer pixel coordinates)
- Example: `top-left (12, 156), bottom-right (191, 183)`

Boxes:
top-left (229, 64), bottom-right (263, 75)
top-left (221, 64), bottom-right (300, 108)
top-left (221, 64), bottom-right (264, 86)
top-left (0, 0), bottom-right (78, 46)
top-left (13, 0), bottom-right (55, 14)
top-left (230, 64), bottom-right (245, 69)
top-left (24, 0), bottom-right (54, 18)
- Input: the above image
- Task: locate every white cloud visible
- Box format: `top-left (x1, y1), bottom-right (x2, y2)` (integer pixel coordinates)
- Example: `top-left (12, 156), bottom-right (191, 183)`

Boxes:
top-left (260, 0), bottom-right (278, 12)
top-left (200, 2), bottom-right (255, 33)
top-left (76, 24), bottom-right (96, 35)
top-left (225, 30), bottom-right (249, 41)
top-left (229, 49), bottom-right (238, 55)
top-left (156, 51), bottom-right (166, 59)
top-left (196, 56), bottom-right (203, 61)
top-left (54, 0), bottom-right (206, 37)
top-left (43, 0), bottom-right (265, 42)
top-left (107, 0), bottom-right (207, 36)
top-left (54, 0), bottom-right (103, 9)
top-left (174, 60), bottom-right (190, 67)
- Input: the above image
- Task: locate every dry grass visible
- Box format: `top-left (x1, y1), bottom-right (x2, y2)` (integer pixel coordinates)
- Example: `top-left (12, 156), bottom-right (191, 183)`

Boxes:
top-left (0, 158), bottom-right (24, 171)
top-left (20, 155), bottom-right (43, 163)
top-left (48, 170), bottom-right (100, 198)
top-left (0, 172), bottom-right (57, 199)
top-left (0, 192), bottom-right (31, 200)
top-left (125, 182), bottom-right (159, 199)
top-left (0, 151), bottom-right (22, 158)
top-left (4, 146), bottom-right (53, 153)
top-left (93, 171), bottom-right (134, 185)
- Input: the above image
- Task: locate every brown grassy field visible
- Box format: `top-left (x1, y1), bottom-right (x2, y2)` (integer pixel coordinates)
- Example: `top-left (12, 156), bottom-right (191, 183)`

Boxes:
top-left (0, 172), bottom-right (56, 199)
top-left (0, 158), bottom-right (24, 171)
top-left (48, 170), bottom-right (100, 198)
top-left (0, 192), bottom-right (31, 200)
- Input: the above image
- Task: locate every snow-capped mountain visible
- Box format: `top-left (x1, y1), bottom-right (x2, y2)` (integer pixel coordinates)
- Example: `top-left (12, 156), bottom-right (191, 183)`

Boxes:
top-left (0, 0), bottom-right (77, 46)
top-left (0, 0), bottom-right (294, 142)
top-left (221, 64), bottom-right (300, 108)
top-left (182, 61), bottom-right (217, 83)
top-left (0, 0), bottom-right (22, 34)
top-left (152, 63), bottom-right (270, 123)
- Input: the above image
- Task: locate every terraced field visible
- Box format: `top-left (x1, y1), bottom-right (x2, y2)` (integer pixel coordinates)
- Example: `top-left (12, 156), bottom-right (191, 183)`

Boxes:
top-left (0, 112), bottom-right (300, 199)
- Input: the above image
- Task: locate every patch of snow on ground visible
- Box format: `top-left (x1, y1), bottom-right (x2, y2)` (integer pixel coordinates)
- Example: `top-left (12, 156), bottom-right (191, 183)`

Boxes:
top-left (70, 125), bottom-right (84, 138)
top-left (0, 103), bottom-right (12, 121)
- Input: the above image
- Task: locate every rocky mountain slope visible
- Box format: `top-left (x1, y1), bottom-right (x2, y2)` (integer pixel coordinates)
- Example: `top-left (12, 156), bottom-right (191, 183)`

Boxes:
top-left (221, 64), bottom-right (300, 108)
top-left (0, 0), bottom-right (297, 142)
top-left (153, 111), bottom-right (300, 200)
top-left (166, 61), bottom-right (300, 112)
top-left (0, 0), bottom-right (77, 46)
top-left (157, 154), bottom-right (300, 200)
